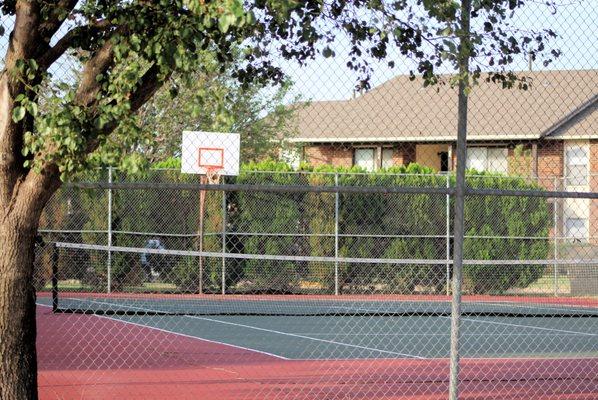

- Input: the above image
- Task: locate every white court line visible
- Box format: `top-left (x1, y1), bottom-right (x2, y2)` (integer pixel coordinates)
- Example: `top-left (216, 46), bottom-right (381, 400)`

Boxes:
top-left (293, 332), bottom-right (590, 337)
top-left (37, 302), bottom-right (289, 360)
top-left (475, 300), bottom-right (597, 315)
top-left (65, 298), bottom-right (426, 360)
top-left (324, 304), bottom-right (598, 338)
top-left (454, 315), bottom-right (598, 337)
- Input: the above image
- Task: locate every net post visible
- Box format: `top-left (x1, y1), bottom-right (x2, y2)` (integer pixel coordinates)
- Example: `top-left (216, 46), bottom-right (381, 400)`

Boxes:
top-left (446, 172), bottom-right (451, 296)
top-left (51, 243), bottom-right (59, 313)
top-left (198, 174), bottom-right (205, 295)
top-left (107, 166), bottom-right (113, 294)
top-left (334, 172), bottom-right (339, 296)
top-left (449, 1), bottom-right (471, 398)
top-left (221, 184), bottom-right (226, 296)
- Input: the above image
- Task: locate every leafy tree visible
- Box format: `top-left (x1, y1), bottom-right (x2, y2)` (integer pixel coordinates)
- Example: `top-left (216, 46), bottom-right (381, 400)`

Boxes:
top-left (136, 49), bottom-right (301, 163)
top-left (0, 1), bottom-right (559, 398)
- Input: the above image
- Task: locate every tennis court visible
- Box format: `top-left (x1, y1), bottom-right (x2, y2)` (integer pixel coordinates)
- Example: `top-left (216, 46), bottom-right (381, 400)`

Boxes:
top-left (36, 291), bottom-right (598, 399)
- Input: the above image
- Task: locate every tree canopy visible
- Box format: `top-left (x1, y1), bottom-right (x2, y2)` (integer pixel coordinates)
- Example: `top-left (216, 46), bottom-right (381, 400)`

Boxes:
top-left (0, 1), bottom-right (563, 399)
top-left (1, 0), bottom-right (559, 182)
top-left (136, 48), bottom-right (301, 164)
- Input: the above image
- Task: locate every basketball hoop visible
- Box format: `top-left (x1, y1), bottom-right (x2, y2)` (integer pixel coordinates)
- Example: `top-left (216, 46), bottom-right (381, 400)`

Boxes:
top-left (197, 147), bottom-right (224, 184)
top-left (181, 131), bottom-right (240, 295)
top-left (205, 166), bottom-right (222, 184)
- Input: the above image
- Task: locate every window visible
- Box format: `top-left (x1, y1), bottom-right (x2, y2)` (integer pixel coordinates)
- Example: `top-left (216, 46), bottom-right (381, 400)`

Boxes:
top-left (563, 198), bottom-right (589, 241)
top-left (439, 152), bottom-right (449, 172)
top-left (382, 148), bottom-right (394, 169)
top-left (466, 147), bottom-right (508, 174)
top-left (487, 148), bottom-right (509, 174)
top-left (565, 144), bottom-right (589, 187)
top-left (466, 147), bottom-right (486, 171)
top-left (280, 148), bottom-right (301, 169)
top-left (565, 218), bottom-right (588, 241)
top-left (354, 148), bottom-right (376, 171)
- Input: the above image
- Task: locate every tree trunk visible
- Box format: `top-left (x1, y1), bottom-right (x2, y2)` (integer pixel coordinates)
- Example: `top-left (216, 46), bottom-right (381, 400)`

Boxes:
top-left (0, 168), bottom-right (59, 399)
top-left (0, 213), bottom-right (39, 400)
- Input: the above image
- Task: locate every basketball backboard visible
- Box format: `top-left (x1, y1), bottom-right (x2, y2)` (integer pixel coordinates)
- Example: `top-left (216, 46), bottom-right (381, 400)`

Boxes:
top-left (181, 131), bottom-right (240, 176)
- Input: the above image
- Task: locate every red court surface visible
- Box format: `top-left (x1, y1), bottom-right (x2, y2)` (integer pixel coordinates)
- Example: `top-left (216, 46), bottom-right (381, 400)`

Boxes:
top-left (37, 306), bottom-right (598, 400)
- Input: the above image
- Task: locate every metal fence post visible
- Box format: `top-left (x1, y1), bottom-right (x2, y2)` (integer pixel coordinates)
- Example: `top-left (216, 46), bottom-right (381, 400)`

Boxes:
top-left (553, 176), bottom-right (558, 296)
top-left (449, 1), bottom-right (471, 398)
top-left (107, 166), bottom-right (113, 294)
top-left (52, 243), bottom-right (59, 313)
top-left (334, 173), bottom-right (340, 296)
top-left (222, 188), bottom-right (227, 295)
top-left (446, 173), bottom-right (451, 296)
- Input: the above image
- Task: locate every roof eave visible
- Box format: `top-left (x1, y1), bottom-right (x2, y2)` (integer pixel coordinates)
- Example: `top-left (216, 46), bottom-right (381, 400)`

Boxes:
top-left (288, 134), bottom-right (542, 144)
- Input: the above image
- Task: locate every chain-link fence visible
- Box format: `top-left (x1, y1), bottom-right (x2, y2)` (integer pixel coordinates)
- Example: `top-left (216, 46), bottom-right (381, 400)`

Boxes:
top-left (34, 168), bottom-right (598, 399)
top-left (37, 169), bottom-right (598, 298)
top-left (1, 0), bottom-right (596, 399)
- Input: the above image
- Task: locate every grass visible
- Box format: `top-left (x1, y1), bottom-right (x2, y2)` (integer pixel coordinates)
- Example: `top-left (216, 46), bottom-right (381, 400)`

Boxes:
top-left (42, 280), bottom-right (178, 292)
top-left (517, 275), bottom-right (570, 294)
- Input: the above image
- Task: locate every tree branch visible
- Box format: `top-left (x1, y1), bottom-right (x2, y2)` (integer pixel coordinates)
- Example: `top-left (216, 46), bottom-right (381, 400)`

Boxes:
top-left (38, 0), bottom-right (79, 43)
top-left (38, 21), bottom-right (113, 71)
top-left (82, 64), bottom-right (170, 154)
top-left (6, 1), bottom-right (42, 68)
top-left (0, 1), bottom-right (43, 208)
top-left (130, 64), bottom-right (168, 113)
top-left (74, 39), bottom-right (116, 107)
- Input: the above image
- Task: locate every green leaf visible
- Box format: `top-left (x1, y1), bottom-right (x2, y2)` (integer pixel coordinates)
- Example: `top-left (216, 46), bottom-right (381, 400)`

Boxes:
top-left (218, 14), bottom-right (237, 33)
top-left (322, 46), bottom-right (335, 58)
top-left (27, 102), bottom-right (38, 117)
top-left (12, 106), bottom-right (26, 122)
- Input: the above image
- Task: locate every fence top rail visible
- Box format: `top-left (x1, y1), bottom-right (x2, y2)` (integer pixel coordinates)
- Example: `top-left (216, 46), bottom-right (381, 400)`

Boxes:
top-left (63, 181), bottom-right (598, 199)
top-left (94, 167), bottom-right (598, 181)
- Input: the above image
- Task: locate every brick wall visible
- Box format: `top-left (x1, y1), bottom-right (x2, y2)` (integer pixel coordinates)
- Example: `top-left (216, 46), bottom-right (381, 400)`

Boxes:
top-left (590, 140), bottom-right (598, 243)
top-left (507, 144), bottom-right (533, 178)
top-left (303, 145), bottom-right (353, 167)
top-left (393, 143), bottom-right (416, 166)
top-left (536, 140), bottom-right (564, 190)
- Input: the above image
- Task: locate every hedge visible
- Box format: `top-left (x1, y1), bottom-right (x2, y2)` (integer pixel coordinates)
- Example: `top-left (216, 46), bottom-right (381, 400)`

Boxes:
top-left (220, 161), bottom-right (549, 295)
top-left (38, 159), bottom-right (550, 295)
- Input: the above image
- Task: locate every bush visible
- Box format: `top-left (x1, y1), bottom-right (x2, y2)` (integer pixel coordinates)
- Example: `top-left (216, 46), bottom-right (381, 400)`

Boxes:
top-left (231, 162), bottom-right (549, 295)
top-left (229, 162), bottom-right (306, 293)
top-left (62, 160), bottom-right (549, 296)
top-left (462, 173), bottom-right (549, 293)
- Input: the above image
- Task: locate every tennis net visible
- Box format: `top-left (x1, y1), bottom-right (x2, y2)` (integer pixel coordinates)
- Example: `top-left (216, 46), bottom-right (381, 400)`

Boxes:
top-left (42, 242), bottom-right (598, 318)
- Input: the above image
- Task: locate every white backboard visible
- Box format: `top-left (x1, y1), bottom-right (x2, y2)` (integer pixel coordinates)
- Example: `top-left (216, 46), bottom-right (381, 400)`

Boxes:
top-left (181, 131), bottom-right (241, 176)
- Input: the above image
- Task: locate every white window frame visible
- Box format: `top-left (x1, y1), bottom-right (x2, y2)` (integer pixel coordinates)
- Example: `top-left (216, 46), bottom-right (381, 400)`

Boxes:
top-left (466, 146), bottom-right (508, 174)
top-left (563, 142), bottom-right (590, 241)
top-left (564, 217), bottom-right (589, 242)
top-left (564, 142), bottom-right (589, 188)
top-left (353, 147), bottom-right (376, 172)
top-left (381, 147), bottom-right (395, 169)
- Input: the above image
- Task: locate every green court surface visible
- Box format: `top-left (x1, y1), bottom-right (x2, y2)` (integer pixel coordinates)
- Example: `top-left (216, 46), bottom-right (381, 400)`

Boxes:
top-left (36, 297), bottom-right (598, 360)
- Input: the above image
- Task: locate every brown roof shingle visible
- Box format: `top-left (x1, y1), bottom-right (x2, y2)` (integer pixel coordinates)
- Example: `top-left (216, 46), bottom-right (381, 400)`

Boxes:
top-left (290, 69), bottom-right (598, 143)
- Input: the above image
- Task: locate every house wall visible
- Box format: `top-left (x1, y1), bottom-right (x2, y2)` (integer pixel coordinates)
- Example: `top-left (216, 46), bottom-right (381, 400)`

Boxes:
top-left (508, 144), bottom-right (534, 178)
top-left (303, 145), bottom-right (353, 167)
top-left (590, 140), bottom-right (598, 243)
top-left (303, 144), bottom-right (417, 169)
top-left (536, 140), bottom-right (564, 190)
top-left (415, 144), bottom-right (447, 171)
top-left (394, 144), bottom-right (417, 166)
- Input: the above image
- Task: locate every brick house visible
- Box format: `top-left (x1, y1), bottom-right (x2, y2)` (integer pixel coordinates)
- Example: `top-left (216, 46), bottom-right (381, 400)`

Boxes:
top-left (286, 69), bottom-right (598, 241)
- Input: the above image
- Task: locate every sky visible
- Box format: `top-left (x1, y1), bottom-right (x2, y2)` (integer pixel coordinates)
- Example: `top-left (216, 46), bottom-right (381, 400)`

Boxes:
top-left (279, 0), bottom-right (598, 101)
top-left (0, 0), bottom-right (596, 103)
